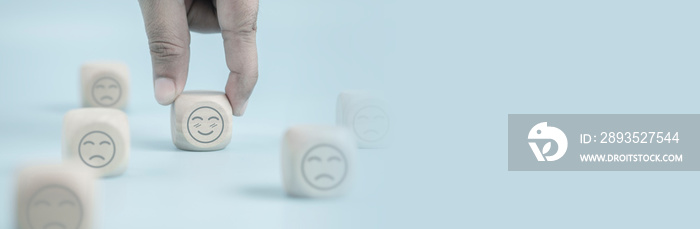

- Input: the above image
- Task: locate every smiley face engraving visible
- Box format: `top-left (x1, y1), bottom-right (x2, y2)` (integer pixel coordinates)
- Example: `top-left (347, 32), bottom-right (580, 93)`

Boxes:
top-left (187, 106), bottom-right (225, 144)
top-left (352, 106), bottom-right (389, 142)
top-left (301, 144), bottom-right (348, 190)
top-left (27, 185), bottom-right (83, 229)
top-left (91, 75), bottom-right (121, 106)
top-left (78, 131), bottom-right (116, 168)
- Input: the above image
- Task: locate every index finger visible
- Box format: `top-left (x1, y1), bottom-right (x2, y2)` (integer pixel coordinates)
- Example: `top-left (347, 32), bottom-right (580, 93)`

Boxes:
top-left (216, 0), bottom-right (259, 116)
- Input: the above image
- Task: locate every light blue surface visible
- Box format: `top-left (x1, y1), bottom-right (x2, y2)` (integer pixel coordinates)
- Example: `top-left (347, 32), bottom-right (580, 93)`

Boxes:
top-left (1, 1), bottom-right (700, 228)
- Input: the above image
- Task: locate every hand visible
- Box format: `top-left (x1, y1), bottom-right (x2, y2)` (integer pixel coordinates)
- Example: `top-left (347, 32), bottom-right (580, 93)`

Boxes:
top-left (138, 0), bottom-right (258, 116)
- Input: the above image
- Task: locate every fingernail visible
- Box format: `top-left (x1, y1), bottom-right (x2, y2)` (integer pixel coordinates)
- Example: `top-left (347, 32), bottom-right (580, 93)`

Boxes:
top-left (233, 100), bottom-right (248, 116)
top-left (154, 77), bottom-right (176, 105)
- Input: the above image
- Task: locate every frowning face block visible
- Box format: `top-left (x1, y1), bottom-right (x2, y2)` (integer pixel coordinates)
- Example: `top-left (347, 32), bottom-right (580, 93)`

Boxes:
top-left (336, 91), bottom-right (390, 148)
top-left (16, 164), bottom-right (96, 229)
top-left (281, 125), bottom-right (356, 198)
top-left (62, 108), bottom-right (130, 177)
top-left (171, 91), bottom-right (233, 151)
top-left (80, 61), bottom-right (130, 109)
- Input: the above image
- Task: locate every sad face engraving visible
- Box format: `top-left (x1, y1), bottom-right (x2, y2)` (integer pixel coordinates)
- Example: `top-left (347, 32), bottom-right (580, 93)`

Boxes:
top-left (352, 106), bottom-right (389, 142)
top-left (91, 76), bottom-right (122, 107)
top-left (27, 185), bottom-right (83, 229)
top-left (78, 131), bottom-right (116, 168)
top-left (301, 144), bottom-right (348, 190)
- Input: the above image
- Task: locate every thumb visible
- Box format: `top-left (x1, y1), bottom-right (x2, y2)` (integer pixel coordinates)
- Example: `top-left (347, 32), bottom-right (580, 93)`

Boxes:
top-left (138, 0), bottom-right (191, 105)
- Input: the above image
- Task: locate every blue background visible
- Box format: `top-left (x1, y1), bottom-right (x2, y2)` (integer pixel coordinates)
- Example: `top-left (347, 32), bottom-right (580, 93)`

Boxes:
top-left (1, 0), bottom-right (699, 228)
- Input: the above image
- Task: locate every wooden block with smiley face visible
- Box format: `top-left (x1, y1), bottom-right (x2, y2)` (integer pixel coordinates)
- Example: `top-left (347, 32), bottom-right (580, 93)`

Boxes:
top-left (171, 91), bottom-right (233, 151)
top-left (16, 163), bottom-right (96, 229)
top-left (281, 125), bottom-right (356, 198)
top-left (336, 91), bottom-right (391, 148)
top-left (80, 61), bottom-right (130, 109)
top-left (62, 108), bottom-right (130, 178)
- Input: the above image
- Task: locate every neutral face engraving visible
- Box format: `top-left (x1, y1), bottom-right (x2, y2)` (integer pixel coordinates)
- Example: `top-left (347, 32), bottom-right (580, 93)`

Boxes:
top-left (187, 106), bottom-right (225, 144)
top-left (352, 106), bottom-right (389, 142)
top-left (91, 76), bottom-right (122, 106)
top-left (27, 185), bottom-right (83, 229)
top-left (301, 144), bottom-right (348, 190)
top-left (78, 131), bottom-right (116, 168)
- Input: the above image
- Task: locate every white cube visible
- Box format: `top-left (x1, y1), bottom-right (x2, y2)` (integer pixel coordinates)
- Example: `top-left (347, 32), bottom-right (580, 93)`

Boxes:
top-left (16, 163), bottom-right (96, 229)
top-left (336, 91), bottom-right (390, 148)
top-left (81, 61), bottom-right (130, 109)
top-left (171, 91), bottom-right (233, 151)
top-left (281, 125), bottom-right (356, 198)
top-left (62, 108), bottom-right (130, 177)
